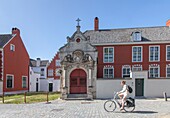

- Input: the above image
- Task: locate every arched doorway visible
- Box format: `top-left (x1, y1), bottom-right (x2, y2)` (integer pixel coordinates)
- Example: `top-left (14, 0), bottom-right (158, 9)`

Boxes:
top-left (70, 69), bottom-right (87, 94)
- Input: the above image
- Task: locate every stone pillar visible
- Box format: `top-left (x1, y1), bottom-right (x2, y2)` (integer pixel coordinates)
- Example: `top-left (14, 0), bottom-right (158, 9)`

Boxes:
top-left (61, 68), bottom-right (68, 99)
top-left (88, 69), bottom-right (92, 86)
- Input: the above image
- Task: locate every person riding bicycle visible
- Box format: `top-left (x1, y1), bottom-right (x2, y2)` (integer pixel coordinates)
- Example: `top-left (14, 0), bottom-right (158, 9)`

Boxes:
top-left (117, 80), bottom-right (128, 110)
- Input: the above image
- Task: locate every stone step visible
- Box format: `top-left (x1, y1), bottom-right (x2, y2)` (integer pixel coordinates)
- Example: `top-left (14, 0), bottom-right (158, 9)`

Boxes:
top-left (67, 94), bottom-right (88, 98)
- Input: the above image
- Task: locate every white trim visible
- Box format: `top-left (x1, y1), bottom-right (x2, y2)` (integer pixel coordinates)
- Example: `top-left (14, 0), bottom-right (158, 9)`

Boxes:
top-left (166, 45), bottom-right (170, 61)
top-left (166, 65), bottom-right (170, 77)
top-left (122, 65), bottom-right (131, 78)
top-left (149, 45), bottom-right (160, 62)
top-left (6, 74), bottom-right (14, 88)
top-left (2, 34), bottom-right (16, 48)
top-left (22, 76), bottom-right (27, 88)
top-left (132, 65), bottom-right (143, 71)
top-left (103, 47), bottom-right (114, 63)
top-left (132, 46), bottom-right (143, 62)
top-left (0, 49), bottom-right (3, 93)
top-left (92, 40), bottom-right (170, 46)
top-left (56, 59), bottom-right (61, 67)
top-left (103, 66), bottom-right (114, 78)
top-left (48, 69), bottom-right (53, 76)
top-left (10, 44), bottom-right (15, 51)
top-left (149, 65), bottom-right (160, 78)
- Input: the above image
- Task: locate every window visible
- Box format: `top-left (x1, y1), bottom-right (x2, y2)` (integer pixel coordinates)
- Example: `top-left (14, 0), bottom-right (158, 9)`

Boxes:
top-left (104, 47), bottom-right (114, 63)
top-left (149, 65), bottom-right (160, 78)
top-left (56, 69), bottom-right (61, 76)
top-left (132, 65), bottom-right (142, 71)
top-left (10, 44), bottom-right (15, 51)
top-left (22, 76), bottom-right (27, 88)
top-left (41, 68), bottom-right (44, 76)
top-left (6, 75), bottom-right (14, 88)
top-left (149, 46), bottom-right (160, 61)
top-left (166, 65), bottom-right (170, 77)
top-left (103, 67), bottom-right (114, 78)
top-left (132, 46), bottom-right (142, 62)
top-left (48, 69), bottom-right (53, 76)
top-left (56, 60), bottom-right (61, 66)
top-left (122, 65), bottom-right (131, 78)
top-left (166, 46), bottom-right (170, 61)
top-left (133, 32), bottom-right (141, 41)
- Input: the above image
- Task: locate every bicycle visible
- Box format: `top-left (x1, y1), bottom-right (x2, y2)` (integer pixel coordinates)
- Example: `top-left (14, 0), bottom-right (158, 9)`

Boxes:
top-left (104, 92), bottom-right (135, 112)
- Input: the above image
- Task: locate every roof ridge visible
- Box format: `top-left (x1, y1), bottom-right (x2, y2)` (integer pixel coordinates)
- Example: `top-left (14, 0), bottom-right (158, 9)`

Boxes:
top-left (85, 26), bottom-right (168, 32)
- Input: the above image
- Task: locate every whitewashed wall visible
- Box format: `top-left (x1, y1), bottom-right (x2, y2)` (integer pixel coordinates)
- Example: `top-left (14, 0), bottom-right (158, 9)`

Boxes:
top-left (29, 67), bottom-right (40, 92)
top-left (96, 79), bottom-right (133, 99)
top-left (145, 79), bottom-right (170, 98)
top-left (53, 80), bottom-right (60, 92)
top-left (40, 79), bottom-right (48, 91)
top-left (48, 78), bottom-right (61, 92)
top-left (96, 79), bottom-right (170, 99)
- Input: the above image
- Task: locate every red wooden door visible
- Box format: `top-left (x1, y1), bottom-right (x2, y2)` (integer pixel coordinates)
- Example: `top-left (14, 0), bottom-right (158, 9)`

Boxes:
top-left (70, 69), bottom-right (87, 94)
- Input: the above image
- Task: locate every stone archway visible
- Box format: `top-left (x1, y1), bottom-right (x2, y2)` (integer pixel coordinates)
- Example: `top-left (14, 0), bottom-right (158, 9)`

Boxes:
top-left (70, 69), bottom-right (87, 94)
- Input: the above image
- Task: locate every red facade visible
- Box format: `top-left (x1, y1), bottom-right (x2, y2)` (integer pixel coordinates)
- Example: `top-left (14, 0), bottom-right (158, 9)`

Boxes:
top-left (47, 52), bottom-right (60, 79)
top-left (2, 28), bottom-right (29, 92)
top-left (97, 43), bottom-right (169, 79)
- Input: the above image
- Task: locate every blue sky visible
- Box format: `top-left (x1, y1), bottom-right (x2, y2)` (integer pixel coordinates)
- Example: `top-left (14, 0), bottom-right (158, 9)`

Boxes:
top-left (0, 0), bottom-right (170, 60)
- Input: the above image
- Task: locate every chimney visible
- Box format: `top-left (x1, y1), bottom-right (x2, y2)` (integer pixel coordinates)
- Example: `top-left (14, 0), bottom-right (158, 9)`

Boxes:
top-left (12, 27), bottom-right (20, 36)
top-left (94, 17), bottom-right (99, 31)
top-left (166, 20), bottom-right (170, 26)
top-left (36, 58), bottom-right (41, 67)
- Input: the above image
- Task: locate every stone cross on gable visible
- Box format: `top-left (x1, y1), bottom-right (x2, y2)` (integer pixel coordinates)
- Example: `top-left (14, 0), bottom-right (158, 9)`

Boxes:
top-left (76, 18), bottom-right (81, 26)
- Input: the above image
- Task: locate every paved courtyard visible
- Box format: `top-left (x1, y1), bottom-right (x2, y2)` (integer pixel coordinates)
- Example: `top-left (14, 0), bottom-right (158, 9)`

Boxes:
top-left (0, 99), bottom-right (170, 118)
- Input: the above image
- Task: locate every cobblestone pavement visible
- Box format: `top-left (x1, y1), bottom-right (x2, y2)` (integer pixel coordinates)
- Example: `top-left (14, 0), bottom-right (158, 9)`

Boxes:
top-left (0, 99), bottom-right (170, 118)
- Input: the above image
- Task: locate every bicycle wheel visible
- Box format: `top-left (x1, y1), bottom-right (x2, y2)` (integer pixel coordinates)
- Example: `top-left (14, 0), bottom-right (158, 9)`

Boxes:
top-left (124, 105), bottom-right (135, 112)
top-left (104, 100), bottom-right (116, 112)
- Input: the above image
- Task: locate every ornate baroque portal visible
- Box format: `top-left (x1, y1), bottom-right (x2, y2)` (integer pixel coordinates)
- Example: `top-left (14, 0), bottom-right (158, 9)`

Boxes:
top-left (59, 19), bottom-right (98, 99)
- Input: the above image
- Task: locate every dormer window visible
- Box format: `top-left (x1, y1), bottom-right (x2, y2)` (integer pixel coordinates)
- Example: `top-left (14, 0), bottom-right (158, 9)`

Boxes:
top-left (132, 32), bottom-right (141, 41)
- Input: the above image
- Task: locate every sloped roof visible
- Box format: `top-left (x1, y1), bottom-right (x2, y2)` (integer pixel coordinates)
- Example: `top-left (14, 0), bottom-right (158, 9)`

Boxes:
top-left (84, 26), bottom-right (170, 44)
top-left (30, 59), bottom-right (49, 67)
top-left (0, 34), bottom-right (14, 48)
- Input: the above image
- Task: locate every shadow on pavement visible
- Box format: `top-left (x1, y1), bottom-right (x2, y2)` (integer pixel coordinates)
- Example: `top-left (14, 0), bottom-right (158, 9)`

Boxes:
top-left (131, 111), bottom-right (158, 114)
top-left (114, 111), bottom-right (158, 114)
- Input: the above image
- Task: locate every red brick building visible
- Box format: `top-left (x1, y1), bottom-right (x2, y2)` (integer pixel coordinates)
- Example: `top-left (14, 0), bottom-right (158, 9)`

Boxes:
top-left (47, 52), bottom-right (61, 92)
top-left (0, 28), bottom-right (29, 94)
top-left (57, 18), bottom-right (170, 99)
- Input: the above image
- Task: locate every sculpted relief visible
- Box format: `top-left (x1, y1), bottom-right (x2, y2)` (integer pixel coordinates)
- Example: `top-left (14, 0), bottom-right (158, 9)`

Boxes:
top-left (62, 50), bottom-right (93, 64)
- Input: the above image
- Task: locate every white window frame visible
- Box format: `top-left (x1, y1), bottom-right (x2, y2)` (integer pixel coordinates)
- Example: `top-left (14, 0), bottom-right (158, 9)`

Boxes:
top-left (132, 46), bottom-right (143, 62)
top-left (103, 47), bottom-right (114, 63)
top-left (122, 65), bottom-right (131, 78)
top-left (132, 65), bottom-right (142, 71)
top-left (6, 74), bottom-right (14, 88)
top-left (132, 32), bottom-right (141, 41)
top-left (166, 45), bottom-right (170, 61)
top-left (48, 69), bottom-right (53, 76)
top-left (40, 68), bottom-right (44, 76)
top-left (149, 45), bottom-right (160, 62)
top-left (56, 60), bottom-right (61, 66)
top-left (103, 67), bottom-right (114, 79)
top-left (149, 65), bottom-right (160, 78)
top-left (22, 76), bottom-right (27, 88)
top-left (10, 44), bottom-right (15, 51)
top-left (166, 65), bottom-right (170, 77)
top-left (56, 69), bottom-right (61, 76)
